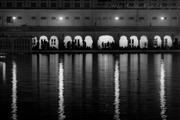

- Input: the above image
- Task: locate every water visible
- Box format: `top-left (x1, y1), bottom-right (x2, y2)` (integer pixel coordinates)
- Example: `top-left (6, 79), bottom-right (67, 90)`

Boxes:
top-left (0, 53), bottom-right (180, 120)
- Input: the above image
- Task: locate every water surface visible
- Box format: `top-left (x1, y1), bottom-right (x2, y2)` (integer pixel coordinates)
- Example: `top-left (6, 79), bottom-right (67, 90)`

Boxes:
top-left (0, 53), bottom-right (180, 120)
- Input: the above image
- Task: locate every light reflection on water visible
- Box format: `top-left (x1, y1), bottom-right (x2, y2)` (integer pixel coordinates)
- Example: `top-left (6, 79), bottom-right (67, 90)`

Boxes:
top-left (11, 61), bottom-right (17, 120)
top-left (1, 53), bottom-right (180, 120)
top-left (160, 56), bottom-right (167, 120)
top-left (0, 62), bottom-right (6, 82)
top-left (114, 59), bottom-right (120, 120)
top-left (58, 61), bottom-right (65, 120)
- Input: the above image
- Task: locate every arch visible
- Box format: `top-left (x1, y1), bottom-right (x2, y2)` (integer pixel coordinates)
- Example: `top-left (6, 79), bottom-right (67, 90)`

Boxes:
top-left (32, 36), bottom-right (38, 48)
top-left (130, 36), bottom-right (138, 48)
top-left (98, 35), bottom-right (115, 49)
top-left (73, 35), bottom-right (83, 47)
top-left (154, 35), bottom-right (162, 48)
top-left (119, 35), bottom-right (128, 48)
top-left (163, 35), bottom-right (172, 48)
top-left (140, 35), bottom-right (148, 49)
top-left (64, 36), bottom-right (72, 48)
top-left (84, 35), bottom-right (93, 48)
top-left (49, 36), bottom-right (59, 49)
top-left (174, 36), bottom-right (180, 48)
top-left (39, 35), bottom-right (48, 50)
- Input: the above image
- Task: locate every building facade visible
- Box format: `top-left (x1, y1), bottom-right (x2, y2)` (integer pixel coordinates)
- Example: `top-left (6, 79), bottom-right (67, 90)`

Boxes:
top-left (0, 0), bottom-right (180, 9)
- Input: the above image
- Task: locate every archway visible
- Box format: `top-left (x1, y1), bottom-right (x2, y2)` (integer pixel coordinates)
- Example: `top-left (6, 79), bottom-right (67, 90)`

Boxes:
top-left (32, 37), bottom-right (38, 49)
top-left (130, 36), bottom-right (138, 48)
top-left (98, 35), bottom-right (115, 49)
top-left (163, 35), bottom-right (172, 48)
top-left (174, 36), bottom-right (180, 48)
top-left (119, 36), bottom-right (128, 48)
top-left (154, 35), bottom-right (162, 48)
top-left (140, 35), bottom-right (148, 49)
top-left (39, 35), bottom-right (48, 50)
top-left (73, 36), bottom-right (83, 48)
top-left (64, 36), bottom-right (72, 48)
top-left (84, 36), bottom-right (93, 48)
top-left (49, 36), bottom-right (59, 49)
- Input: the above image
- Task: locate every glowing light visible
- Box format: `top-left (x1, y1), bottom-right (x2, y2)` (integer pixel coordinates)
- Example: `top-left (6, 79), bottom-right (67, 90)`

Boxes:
top-left (11, 61), bottom-right (17, 120)
top-left (12, 17), bottom-right (16, 20)
top-left (59, 17), bottom-right (63, 20)
top-left (58, 62), bottom-right (66, 120)
top-left (160, 17), bottom-right (165, 20)
top-left (114, 60), bottom-right (120, 120)
top-left (115, 17), bottom-right (119, 20)
top-left (160, 58), bottom-right (167, 120)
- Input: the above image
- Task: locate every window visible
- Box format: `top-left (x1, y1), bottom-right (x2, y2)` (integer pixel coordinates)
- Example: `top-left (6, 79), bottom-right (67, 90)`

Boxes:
top-left (120, 17), bottom-right (124, 20)
top-left (139, 17), bottom-right (145, 20)
top-left (74, 17), bottom-right (80, 20)
top-left (152, 17), bottom-right (157, 20)
top-left (7, 17), bottom-right (13, 23)
top-left (31, 17), bottom-right (36, 20)
top-left (172, 17), bottom-right (177, 20)
top-left (85, 17), bottom-right (90, 20)
top-left (103, 17), bottom-right (107, 20)
top-left (65, 17), bottom-right (69, 20)
top-left (51, 17), bottom-right (56, 20)
top-left (129, 17), bottom-right (135, 20)
top-left (41, 17), bottom-right (47, 20)
top-left (18, 16), bottom-right (22, 20)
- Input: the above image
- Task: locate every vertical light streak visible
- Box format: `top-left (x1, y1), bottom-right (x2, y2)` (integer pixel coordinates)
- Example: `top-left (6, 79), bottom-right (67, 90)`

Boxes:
top-left (11, 61), bottom-right (17, 120)
top-left (0, 62), bottom-right (6, 82)
top-left (160, 59), bottom-right (167, 120)
top-left (58, 62), bottom-right (65, 120)
top-left (3, 62), bottom-right (6, 82)
top-left (114, 60), bottom-right (120, 120)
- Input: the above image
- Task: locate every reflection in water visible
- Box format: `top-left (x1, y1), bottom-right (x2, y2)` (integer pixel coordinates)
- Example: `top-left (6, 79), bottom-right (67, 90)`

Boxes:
top-left (0, 62), bottom-right (6, 82)
top-left (11, 61), bottom-right (17, 120)
top-left (114, 60), bottom-right (120, 120)
top-left (160, 57), bottom-right (167, 120)
top-left (58, 62), bottom-right (66, 120)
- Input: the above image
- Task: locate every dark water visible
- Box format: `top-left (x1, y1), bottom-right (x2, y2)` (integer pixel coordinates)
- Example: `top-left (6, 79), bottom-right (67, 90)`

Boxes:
top-left (0, 53), bottom-right (180, 120)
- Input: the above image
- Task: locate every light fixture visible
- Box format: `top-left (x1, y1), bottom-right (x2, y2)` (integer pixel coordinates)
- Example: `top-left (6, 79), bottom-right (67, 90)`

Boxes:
top-left (12, 16), bottom-right (16, 20)
top-left (160, 17), bottom-right (165, 20)
top-left (59, 17), bottom-right (63, 20)
top-left (115, 16), bottom-right (119, 20)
